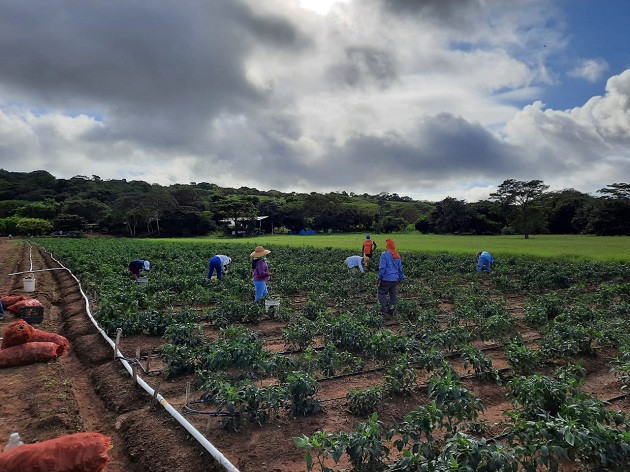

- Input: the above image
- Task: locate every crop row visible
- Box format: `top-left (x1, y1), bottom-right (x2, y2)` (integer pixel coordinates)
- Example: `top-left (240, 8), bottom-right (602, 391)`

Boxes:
top-left (34, 237), bottom-right (630, 471)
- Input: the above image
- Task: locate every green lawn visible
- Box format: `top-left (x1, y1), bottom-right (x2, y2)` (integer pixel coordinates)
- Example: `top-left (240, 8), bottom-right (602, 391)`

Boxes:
top-left (159, 233), bottom-right (630, 263)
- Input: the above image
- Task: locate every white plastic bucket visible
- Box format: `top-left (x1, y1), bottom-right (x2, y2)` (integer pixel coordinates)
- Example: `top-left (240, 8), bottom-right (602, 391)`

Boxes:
top-left (23, 277), bottom-right (36, 292)
top-left (264, 299), bottom-right (280, 313)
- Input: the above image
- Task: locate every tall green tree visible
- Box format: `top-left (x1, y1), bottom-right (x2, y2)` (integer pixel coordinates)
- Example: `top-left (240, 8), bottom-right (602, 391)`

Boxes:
top-left (539, 189), bottom-right (593, 234)
top-left (597, 182), bottom-right (630, 199)
top-left (490, 179), bottom-right (549, 239)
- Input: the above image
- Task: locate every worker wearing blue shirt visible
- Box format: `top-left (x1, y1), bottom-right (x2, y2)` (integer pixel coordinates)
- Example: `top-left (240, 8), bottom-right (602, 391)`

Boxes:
top-left (208, 255), bottom-right (232, 280)
top-left (346, 255), bottom-right (368, 273)
top-left (476, 251), bottom-right (494, 273)
top-left (377, 239), bottom-right (404, 315)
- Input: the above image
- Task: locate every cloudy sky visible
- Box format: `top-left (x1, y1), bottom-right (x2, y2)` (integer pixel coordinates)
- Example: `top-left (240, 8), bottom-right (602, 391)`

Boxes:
top-left (0, 0), bottom-right (629, 202)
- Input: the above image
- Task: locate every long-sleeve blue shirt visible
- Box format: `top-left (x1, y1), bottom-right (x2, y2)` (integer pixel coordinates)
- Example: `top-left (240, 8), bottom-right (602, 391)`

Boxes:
top-left (477, 252), bottom-right (494, 272)
top-left (378, 252), bottom-right (404, 282)
top-left (346, 256), bottom-right (365, 273)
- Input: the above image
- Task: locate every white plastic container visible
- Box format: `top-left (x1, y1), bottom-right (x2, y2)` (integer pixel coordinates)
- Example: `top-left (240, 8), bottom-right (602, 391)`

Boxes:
top-left (136, 277), bottom-right (149, 284)
top-left (264, 299), bottom-right (280, 313)
top-left (23, 276), bottom-right (36, 292)
top-left (4, 432), bottom-right (24, 451)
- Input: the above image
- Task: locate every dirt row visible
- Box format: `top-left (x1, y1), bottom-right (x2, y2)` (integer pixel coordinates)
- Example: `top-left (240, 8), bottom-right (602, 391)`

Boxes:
top-left (0, 239), bottom-right (223, 472)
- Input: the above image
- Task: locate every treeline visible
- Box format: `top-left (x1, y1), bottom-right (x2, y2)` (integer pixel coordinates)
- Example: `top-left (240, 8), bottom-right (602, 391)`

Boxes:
top-left (0, 170), bottom-right (628, 237)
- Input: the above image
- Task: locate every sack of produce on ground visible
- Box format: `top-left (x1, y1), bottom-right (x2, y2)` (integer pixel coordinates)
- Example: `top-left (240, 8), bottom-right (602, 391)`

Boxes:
top-left (0, 320), bottom-right (34, 350)
top-left (0, 295), bottom-right (25, 307)
top-left (0, 432), bottom-right (111, 472)
top-left (30, 328), bottom-right (70, 351)
top-left (0, 342), bottom-right (64, 368)
top-left (6, 298), bottom-right (43, 314)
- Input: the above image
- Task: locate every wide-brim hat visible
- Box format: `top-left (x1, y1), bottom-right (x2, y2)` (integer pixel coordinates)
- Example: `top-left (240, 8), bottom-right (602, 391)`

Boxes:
top-left (143, 261), bottom-right (150, 270)
top-left (250, 246), bottom-right (271, 258)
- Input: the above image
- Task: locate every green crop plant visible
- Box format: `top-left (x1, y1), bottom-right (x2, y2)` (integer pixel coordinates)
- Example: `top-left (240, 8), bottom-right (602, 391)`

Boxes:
top-left (384, 355), bottom-right (418, 395)
top-left (391, 401), bottom-right (443, 458)
top-left (504, 340), bottom-right (545, 375)
top-left (240, 383), bottom-right (289, 425)
top-left (364, 330), bottom-right (410, 362)
top-left (158, 344), bottom-right (200, 377)
top-left (479, 312), bottom-right (517, 343)
top-left (286, 371), bottom-right (321, 416)
top-left (293, 430), bottom-right (344, 472)
top-left (162, 322), bottom-right (205, 346)
top-left (428, 366), bottom-right (484, 432)
top-left (523, 292), bottom-right (566, 326)
top-left (282, 316), bottom-right (317, 351)
top-left (613, 344), bottom-right (630, 395)
top-left (319, 312), bottom-right (370, 351)
top-left (346, 385), bottom-right (384, 417)
top-left (507, 367), bottom-right (584, 419)
top-left (435, 433), bottom-right (517, 472)
top-left (539, 320), bottom-right (595, 358)
top-left (313, 343), bottom-right (365, 378)
top-left (459, 344), bottom-right (499, 381)
top-left (339, 413), bottom-right (391, 472)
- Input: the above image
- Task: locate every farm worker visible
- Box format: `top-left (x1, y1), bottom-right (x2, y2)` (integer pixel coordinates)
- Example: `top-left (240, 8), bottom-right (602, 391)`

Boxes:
top-left (207, 255), bottom-right (232, 280)
top-left (0, 298), bottom-right (4, 320)
top-left (346, 255), bottom-right (369, 273)
top-left (128, 260), bottom-right (150, 281)
top-left (250, 245), bottom-right (271, 301)
top-left (476, 251), bottom-right (494, 273)
top-left (362, 235), bottom-right (377, 260)
top-left (377, 238), bottom-right (404, 315)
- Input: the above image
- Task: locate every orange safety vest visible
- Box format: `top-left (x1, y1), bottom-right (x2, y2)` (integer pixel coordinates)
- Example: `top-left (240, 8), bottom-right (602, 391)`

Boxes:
top-left (363, 240), bottom-right (374, 255)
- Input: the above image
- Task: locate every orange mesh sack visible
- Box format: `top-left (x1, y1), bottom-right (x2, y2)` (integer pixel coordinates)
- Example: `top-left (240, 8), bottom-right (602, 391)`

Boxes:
top-left (1, 320), bottom-right (34, 350)
top-left (6, 298), bottom-right (42, 314)
top-left (0, 342), bottom-right (63, 368)
top-left (1, 295), bottom-right (25, 307)
top-left (30, 328), bottom-right (70, 352)
top-left (0, 432), bottom-right (111, 472)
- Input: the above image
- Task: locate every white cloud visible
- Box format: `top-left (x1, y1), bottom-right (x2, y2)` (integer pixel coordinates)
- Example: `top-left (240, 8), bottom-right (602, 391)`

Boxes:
top-left (568, 58), bottom-right (609, 83)
top-left (0, 0), bottom-right (627, 203)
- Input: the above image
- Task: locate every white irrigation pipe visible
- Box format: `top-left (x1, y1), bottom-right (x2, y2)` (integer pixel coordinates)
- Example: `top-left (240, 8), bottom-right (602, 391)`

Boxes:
top-left (34, 245), bottom-right (240, 472)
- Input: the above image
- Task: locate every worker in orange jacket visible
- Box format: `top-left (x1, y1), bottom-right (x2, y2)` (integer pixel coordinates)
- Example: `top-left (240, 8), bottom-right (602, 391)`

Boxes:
top-left (362, 235), bottom-right (377, 260)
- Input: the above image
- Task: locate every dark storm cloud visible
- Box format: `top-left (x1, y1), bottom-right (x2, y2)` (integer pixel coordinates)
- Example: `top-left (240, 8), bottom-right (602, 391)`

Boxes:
top-left (377, 0), bottom-right (488, 29)
top-left (211, 112), bottom-right (525, 192)
top-left (328, 46), bottom-right (398, 88)
top-left (0, 0), bottom-right (309, 151)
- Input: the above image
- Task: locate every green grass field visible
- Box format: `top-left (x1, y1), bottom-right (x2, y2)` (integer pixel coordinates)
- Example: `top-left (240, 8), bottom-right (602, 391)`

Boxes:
top-left (159, 233), bottom-right (630, 263)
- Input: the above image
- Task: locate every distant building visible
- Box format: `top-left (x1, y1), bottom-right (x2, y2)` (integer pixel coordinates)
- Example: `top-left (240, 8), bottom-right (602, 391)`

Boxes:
top-left (220, 216), bottom-right (270, 235)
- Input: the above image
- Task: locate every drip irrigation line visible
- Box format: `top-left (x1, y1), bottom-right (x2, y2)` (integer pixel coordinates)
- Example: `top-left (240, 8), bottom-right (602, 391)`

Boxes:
top-left (8, 268), bottom-right (66, 276)
top-left (36, 243), bottom-right (241, 472)
top-left (603, 393), bottom-right (627, 403)
top-left (183, 405), bottom-right (238, 417)
top-left (318, 396), bottom-right (347, 403)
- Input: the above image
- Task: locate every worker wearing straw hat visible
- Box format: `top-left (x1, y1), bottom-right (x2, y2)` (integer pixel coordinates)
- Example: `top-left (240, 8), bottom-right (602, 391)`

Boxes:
top-left (250, 245), bottom-right (271, 301)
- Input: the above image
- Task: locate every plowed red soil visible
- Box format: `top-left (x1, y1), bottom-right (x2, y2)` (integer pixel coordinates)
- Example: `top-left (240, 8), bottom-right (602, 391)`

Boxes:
top-left (1, 237), bottom-right (627, 472)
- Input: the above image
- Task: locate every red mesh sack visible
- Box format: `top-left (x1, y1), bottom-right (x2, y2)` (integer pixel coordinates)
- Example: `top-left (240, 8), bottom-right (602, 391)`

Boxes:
top-left (6, 298), bottom-right (42, 314)
top-left (1, 320), bottom-right (34, 350)
top-left (0, 342), bottom-right (63, 368)
top-left (30, 328), bottom-right (70, 352)
top-left (0, 432), bottom-right (111, 472)
top-left (1, 295), bottom-right (25, 307)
